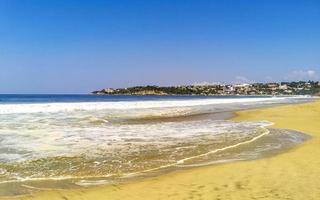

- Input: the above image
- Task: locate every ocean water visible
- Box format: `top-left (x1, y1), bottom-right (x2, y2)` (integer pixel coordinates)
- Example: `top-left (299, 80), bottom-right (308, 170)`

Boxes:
top-left (0, 95), bottom-right (313, 195)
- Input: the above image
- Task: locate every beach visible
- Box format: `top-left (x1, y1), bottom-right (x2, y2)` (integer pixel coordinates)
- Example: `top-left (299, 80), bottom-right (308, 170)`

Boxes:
top-left (3, 0), bottom-right (320, 199)
top-left (2, 99), bottom-right (319, 200)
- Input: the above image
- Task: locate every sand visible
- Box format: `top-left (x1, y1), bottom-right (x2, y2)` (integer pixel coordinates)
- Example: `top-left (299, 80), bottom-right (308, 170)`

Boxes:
top-left (4, 100), bottom-right (320, 200)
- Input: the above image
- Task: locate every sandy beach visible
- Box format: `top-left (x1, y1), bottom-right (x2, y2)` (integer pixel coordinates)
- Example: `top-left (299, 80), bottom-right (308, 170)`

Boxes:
top-left (4, 100), bottom-right (320, 200)
top-left (2, 0), bottom-right (320, 199)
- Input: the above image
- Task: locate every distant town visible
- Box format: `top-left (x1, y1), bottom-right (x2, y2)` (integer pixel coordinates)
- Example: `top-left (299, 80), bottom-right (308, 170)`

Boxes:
top-left (93, 81), bottom-right (320, 96)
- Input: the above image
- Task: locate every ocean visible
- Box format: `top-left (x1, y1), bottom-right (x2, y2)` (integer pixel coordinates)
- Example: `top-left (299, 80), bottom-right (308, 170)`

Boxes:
top-left (0, 95), bottom-right (313, 196)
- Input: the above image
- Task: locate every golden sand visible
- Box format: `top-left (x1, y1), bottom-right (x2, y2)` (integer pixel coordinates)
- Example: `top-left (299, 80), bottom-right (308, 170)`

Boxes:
top-left (5, 101), bottom-right (320, 200)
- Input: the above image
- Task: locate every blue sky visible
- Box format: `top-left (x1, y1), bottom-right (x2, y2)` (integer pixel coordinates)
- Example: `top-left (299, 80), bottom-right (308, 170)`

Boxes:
top-left (0, 0), bottom-right (319, 93)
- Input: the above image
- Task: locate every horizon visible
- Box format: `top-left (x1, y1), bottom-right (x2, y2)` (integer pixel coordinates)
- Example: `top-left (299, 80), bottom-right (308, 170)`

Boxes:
top-left (0, 0), bottom-right (319, 94)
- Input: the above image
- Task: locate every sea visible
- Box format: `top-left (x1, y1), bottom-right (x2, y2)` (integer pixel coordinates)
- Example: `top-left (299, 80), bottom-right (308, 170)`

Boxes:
top-left (0, 94), bottom-right (314, 196)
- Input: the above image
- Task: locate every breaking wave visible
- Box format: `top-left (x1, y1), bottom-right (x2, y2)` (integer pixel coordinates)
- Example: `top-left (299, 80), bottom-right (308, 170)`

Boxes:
top-left (0, 96), bottom-right (313, 196)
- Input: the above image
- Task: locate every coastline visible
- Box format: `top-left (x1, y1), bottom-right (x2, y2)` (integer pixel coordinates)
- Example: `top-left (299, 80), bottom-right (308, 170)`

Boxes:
top-left (3, 100), bottom-right (320, 200)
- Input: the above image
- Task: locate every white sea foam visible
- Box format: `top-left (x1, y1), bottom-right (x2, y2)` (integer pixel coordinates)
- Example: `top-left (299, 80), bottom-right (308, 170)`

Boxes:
top-left (0, 96), bottom-right (313, 191)
top-left (0, 96), bottom-right (308, 114)
top-left (0, 120), bottom-right (273, 186)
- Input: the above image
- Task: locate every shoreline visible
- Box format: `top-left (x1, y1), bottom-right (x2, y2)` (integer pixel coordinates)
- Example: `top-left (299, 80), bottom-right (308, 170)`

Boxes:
top-left (2, 100), bottom-right (320, 199)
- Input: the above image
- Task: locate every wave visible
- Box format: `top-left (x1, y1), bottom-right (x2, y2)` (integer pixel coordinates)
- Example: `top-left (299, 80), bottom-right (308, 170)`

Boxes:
top-left (0, 125), bottom-right (310, 190)
top-left (0, 122), bottom-right (271, 185)
top-left (0, 96), bottom-right (313, 196)
top-left (0, 96), bottom-right (307, 114)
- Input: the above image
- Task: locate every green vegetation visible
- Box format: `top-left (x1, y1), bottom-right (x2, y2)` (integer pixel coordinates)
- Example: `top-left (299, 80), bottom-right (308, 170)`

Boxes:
top-left (93, 81), bottom-right (320, 96)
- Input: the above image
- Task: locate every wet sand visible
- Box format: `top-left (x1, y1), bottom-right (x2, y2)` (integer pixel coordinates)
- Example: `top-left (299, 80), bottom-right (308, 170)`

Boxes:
top-left (4, 100), bottom-right (320, 200)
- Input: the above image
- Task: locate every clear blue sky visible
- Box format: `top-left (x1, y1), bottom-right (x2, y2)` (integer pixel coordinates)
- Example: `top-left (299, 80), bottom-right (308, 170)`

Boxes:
top-left (0, 0), bottom-right (319, 93)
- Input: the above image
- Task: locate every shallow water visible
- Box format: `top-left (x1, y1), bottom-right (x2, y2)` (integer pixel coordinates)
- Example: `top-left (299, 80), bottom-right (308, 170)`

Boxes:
top-left (0, 95), bottom-right (313, 196)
